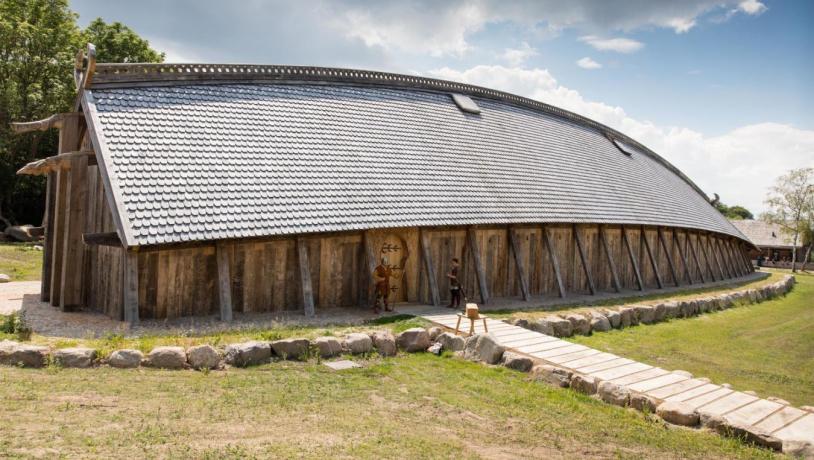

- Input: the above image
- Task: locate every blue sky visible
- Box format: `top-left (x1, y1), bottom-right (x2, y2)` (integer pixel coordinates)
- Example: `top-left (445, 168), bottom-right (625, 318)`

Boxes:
top-left (71, 0), bottom-right (813, 213)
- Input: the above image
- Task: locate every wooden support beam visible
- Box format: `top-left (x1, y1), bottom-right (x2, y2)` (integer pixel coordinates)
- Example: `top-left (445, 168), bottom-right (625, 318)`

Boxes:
top-left (573, 225), bottom-right (596, 295)
top-left (542, 226), bottom-right (566, 298)
top-left (508, 227), bottom-right (531, 301)
top-left (40, 172), bottom-right (56, 302)
top-left (657, 227), bottom-right (680, 287)
top-left (420, 229), bottom-right (441, 306)
top-left (9, 112), bottom-right (81, 134)
top-left (363, 232), bottom-right (378, 307)
top-left (16, 150), bottom-right (96, 176)
top-left (599, 225), bottom-right (621, 293)
top-left (621, 225), bottom-right (644, 291)
top-left (466, 228), bottom-right (490, 304)
top-left (82, 231), bottom-right (122, 247)
top-left (686, 231), bottom-right (707, 284)
top-left (713, 237), bottom-right (733, 279)
top-left (673, 230), bottom-right (694, 284)
top-left (698, 233), bottom-right (717, 282)
top-left (296, 237), bottom-right (316, 317)
top-left (216, 242), bottom-right (233, 322)
top-left (706, 234), bottom-right (726, 280)
top-left (123, 250), bottom-right (139, 325)
top-left (641, 226), bottom-right (664, 289)
top-left (726, 239), bottom-right (744, 277)
top-left (59, 153), bottom-right (89, 311)
top-left (49, 169), bottom-right (68, 307)
top-left (738, 242), bottom-right (754, 273)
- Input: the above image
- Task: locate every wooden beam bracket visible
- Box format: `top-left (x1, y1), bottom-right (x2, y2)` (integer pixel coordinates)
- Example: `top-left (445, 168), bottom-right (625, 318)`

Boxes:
top-left (599, 225), bottom-right (622, 293)
top-left (466, 228), bottom-right (490, 304)
top-left (641, 226), bottom-right (664, 289)
top-left (657, 227), bottom-right (680, 287)
top-left (82, 231), bottom-right (122, 247)
top-left (508, 227), bottom-right (531, 301)
top-left (621, 226), bottom-right (644, 291)
top-left (542, 226), bottom-right (566, 298)
top-left (573, 225), bottom-right (596, 295)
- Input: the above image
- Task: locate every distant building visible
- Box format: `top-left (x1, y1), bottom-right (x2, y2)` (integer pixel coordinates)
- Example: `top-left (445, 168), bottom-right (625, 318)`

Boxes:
top-left (729, 220), bottom-right (806, 264)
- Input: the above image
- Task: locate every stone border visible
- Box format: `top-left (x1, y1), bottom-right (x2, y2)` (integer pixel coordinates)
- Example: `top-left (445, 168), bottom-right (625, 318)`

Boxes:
top-left (510, 275), bottom-right (795, 338)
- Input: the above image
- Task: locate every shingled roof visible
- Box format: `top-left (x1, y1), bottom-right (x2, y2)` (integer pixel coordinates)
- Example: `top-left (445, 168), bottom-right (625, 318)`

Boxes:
top-left (78, 63), bottom-right (748, 247)
top-left (729, 220), bottom-right (800, 248)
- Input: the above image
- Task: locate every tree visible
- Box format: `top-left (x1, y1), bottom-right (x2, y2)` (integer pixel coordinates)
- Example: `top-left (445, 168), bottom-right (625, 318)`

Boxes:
top-left (761, 167), bottom-right (814, 272)
top-left (714, 202), bottom-right (754, 220)
top-left (81, 18), bottom-right (164, 63)
top-left (0, 3), bottom-right (163, 229)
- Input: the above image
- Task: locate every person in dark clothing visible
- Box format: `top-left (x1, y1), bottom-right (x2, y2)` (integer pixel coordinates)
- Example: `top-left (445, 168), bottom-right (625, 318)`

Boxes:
top-left (446, 258), bottom-right (461, 309)
top-left (372, 256), bottom-right (393, 314)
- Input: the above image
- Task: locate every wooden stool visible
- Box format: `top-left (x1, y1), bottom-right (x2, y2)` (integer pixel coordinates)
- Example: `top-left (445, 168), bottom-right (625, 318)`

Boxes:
top-left (454, 313), bottom-right (488, 336)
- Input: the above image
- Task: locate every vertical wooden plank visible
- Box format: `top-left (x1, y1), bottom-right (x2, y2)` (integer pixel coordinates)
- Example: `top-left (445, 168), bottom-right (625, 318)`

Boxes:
top-left (657, 227), bottom-right (680, 287)
top-left (737, 242), bottom-right (753, 273)
top-left (123, 249), bottom-right (139, 325)
top-left (705, 234), bottom-right (725, 280)
top-left (641, 226), bottom-right (664, 289)
top-left (573, 225), bottom-right (596, 295)
top-left (542, 226), bottom-right (566, 298)
top-left (364, 231), bottom-right (378, 306)
top-left (508, 227), bottom-right (531, 301)
top-left (714, 237), bottom-right (732, 279)
top-left (686, 231), bottom-right (707, 284)
top-left (216, 242), bottom-right (233, 321)
top-left (673, 230), bottom-right (694, 284)
top-left (296, 237), bottom-right (315, 317)
top-left (599, 225), bottom-right (622, 293)
top-left (420, 229), bottom-right (441, 306)
top-left (466, 228), bottom-right (489, 304)
top-left (621, 226), bottom-right (644, 291)
top-left (725, 239), bottom-right (744, 277)
top-left (40, 172), bottom-right (56, 301)
top-left (49, 169), bottom-right (68, 306)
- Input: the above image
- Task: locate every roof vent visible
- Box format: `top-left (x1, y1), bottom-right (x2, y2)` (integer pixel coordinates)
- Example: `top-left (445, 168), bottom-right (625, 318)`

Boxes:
top-left (611, 138), bottom-right (636, 156)
top-left (451, 93), bottom-right (481, 114)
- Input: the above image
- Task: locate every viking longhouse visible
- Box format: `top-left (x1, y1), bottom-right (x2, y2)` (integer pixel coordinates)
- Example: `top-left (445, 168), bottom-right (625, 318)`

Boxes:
top-left (15, 45), bottom-right (755, 325)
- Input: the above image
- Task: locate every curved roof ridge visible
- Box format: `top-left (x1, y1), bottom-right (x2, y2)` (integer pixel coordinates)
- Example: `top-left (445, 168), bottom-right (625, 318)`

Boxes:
top-left (90, 62), bottom-right (709, 201)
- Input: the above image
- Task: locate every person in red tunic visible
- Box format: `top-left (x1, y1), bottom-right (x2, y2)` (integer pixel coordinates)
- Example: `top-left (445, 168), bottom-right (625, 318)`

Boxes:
top-left (372, 256), bottom-right (393, 313)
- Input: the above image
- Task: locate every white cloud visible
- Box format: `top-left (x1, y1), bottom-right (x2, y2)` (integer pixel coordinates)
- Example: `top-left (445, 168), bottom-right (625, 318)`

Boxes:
top-left (579, 35), bottom-right (644, 53)
top-left (426, 65), bottom-right (814, 213)
top-left (501, 42), bottom-right (538, 66)
top-left (665, 17), bottom-right (697, 33)
top-left (738, 0), bottom-right (768, 15)
top-left (576, 57), bottom-right (602, 69)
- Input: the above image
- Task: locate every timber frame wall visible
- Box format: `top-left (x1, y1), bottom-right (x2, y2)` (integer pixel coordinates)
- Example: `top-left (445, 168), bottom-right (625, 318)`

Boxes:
top-left (25, 112), bottom-right (755, 324)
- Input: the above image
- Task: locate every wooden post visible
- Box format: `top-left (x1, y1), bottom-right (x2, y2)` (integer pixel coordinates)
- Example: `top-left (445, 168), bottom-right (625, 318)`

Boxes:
top-left (698, 233), bottom-right (717, 282)
top-left (40, 172), bottom-right (56, 301)
top-left (686, 231), bottom-right (707, 284)
top-left (620, 226), bottom-right (644, 291)
top-left (706, 235), bottom-right (726, 280)
top-left (466, 228), bottom-right (490, 304)
top-left (49, 169), bottom-right (69, 306)
top-left (508, 227), bottom-right (530, 301)
top-left (542, 226), bottom-right (566, 298)
top-left (216, 242), bottom-right (233, 322)
top-left (573, 225), bottom-right (596, 295)
top-left (296, 237), bottom-right (315, 317)
top-left (59, 154), bottom-right (89, 310)
top-left (363, 231), bottom-right (378, 307)
top-left (599, 225), bottom-right (621, 293)
top-left (725, 239), bottom-right (744, 277)
top-left (657, 227), bottom-right (680, 287)
top-left (673, 230), bottom-right (694, 284)
top-left (123, 249), bottom-right (139, 326)
top-left (420, 229), bottom-right (441, 306)
top-left (713, 237), bottom-right (733, 279)
top-left (641, 226), bottom-right (664, 289)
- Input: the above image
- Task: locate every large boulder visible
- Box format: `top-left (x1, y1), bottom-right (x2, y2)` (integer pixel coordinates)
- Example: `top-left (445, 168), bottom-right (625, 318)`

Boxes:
top-left (652, 303), bottom-right (667, 322)
top-left (702, 414), bottom-right (783, 451)
top-left (0, 274), bottom-right (10, 283)
top-left (108, 349), bottom-right (143, 368)
top-left (598, 381), bottom-right (630, 407)
top-left (500, 351), bottom-right (533, 372)
top-left (463, 333), bottom-right (505, 364)
top-left (564, 314), bottom-right (591, 335)
top-left (314, 336), bottom-right (343, 358)
top-left (656, 401), bottom-right (699, 426)
top-left (146, 346), bottom-right (187, 369)
top-left (224, 341), bottom-right (272, 367)
top-left (783, 440), bottom-right (814, 458)
top-left (370, 331), bottom-right (397, 356)
top-left (1, 344), bottom-right (49, 368)
top-left (396, 328), bottom-right (430, 352)
top-left (630, 393), bottom-right (658, 413)
top-left (0, 340), bottom-right (18, 361)
top-left (635, 306), bottom-right (656, 324)
top-left (271, 338), bottom-right (311, 360)
top-left (186, 345), bottom-right (221, 370)
top-left (53, 347), bottom-right (96, 368)
top-left (427, 327), bottom-right (444, 342)
top-left (663, 301), bottom-right (681, 319)
top-left (435, 332), bottom-right (465, 352)
top-left (530, 364), bottom-right (572, 388)
top-left (589, 312), bottom-right (611, 333)
top-left (604, 310), bottom-right (621, 329)
top-left (343, 333), bottom-right (373, 355)
top-left (541, 316), bottom-right (572, 337)
top-left (529, 319), bottom-right (555, 335)
top-left (619, 307), bottom-right (637, 327)
top-left (570, 374), bottom-right (598, 394)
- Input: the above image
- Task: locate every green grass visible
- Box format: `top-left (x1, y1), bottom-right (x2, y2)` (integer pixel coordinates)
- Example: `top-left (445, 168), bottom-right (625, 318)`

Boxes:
top-left (0, 242), bottom-right (42, 281)
top-left (0, 354), bottom-right (778, 459)
top-left (569, 270), bottom-right (814, 407)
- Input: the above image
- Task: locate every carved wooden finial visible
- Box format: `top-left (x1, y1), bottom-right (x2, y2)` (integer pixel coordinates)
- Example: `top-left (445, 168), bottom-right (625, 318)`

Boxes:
top-left (83, 43), bottom-right (97, 89)
top-left (74, 43), bottom-right (97, 90)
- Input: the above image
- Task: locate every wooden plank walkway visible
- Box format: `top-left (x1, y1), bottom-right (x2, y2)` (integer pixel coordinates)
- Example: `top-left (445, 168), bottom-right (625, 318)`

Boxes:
top-left (419, 310), bottom-right (814, 448)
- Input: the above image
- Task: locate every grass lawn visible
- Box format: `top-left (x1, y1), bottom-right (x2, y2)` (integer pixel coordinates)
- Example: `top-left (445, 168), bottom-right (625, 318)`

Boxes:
top-left (0, 354), bottom-right (778, 459)
top-left (0, 242), bottom-right (42, 281)
top-left (569, 270), bottom-right (814, 407)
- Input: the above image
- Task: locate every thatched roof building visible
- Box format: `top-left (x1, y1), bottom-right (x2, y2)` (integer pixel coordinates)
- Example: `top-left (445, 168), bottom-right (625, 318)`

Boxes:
top-left (15, 45), bottom-right (753, 324)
